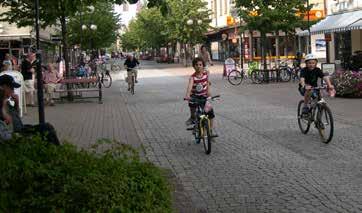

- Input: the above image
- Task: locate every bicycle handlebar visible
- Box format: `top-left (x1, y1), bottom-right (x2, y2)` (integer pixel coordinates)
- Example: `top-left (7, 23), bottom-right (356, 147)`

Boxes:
top-left (184, 95), bottom-right (220, 101)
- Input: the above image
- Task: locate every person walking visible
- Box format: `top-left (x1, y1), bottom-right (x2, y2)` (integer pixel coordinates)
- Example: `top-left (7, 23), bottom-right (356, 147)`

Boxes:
top-left (200, 45), bottom-right (213, 75)
top-left (21, 52), bottom-right (36, 107)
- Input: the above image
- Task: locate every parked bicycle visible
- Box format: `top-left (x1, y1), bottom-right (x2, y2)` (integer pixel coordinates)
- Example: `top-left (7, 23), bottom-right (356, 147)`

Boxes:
top-left (274, 60), bottom-right (300, 82)
top-left (98, 63), bottom-right (112, 88)
top-left (227, 61), bottom-right (259, 85)
top-left (185, 95), bottom-right (220, 155)
top-left (297, 85), bottom-right (334, 143)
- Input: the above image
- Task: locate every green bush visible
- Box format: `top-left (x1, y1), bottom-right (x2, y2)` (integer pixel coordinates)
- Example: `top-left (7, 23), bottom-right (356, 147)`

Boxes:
top-left (0, 136), bottom-right (172, 213)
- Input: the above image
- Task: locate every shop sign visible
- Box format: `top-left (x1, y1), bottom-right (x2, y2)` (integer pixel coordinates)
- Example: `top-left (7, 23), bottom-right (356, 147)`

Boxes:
top-left (325, 33), bottom-right (332, 42)
top-left (224, 58), bottom-right (236, 76)
top-left (322, 63), bottom-right (336, 75)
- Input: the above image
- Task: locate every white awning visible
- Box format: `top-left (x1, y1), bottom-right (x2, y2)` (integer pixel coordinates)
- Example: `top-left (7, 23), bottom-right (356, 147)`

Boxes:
top-left (348, 18), bottom-right (362, 30)
top-left (297, 10), bottom-right (362, 36)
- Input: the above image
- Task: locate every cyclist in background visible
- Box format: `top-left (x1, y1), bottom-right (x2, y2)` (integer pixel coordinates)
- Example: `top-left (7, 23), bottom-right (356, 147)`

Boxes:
top-left (124, 54), bottom-right (140, 91)
top-left (299, 54), bottom-right (335, 114)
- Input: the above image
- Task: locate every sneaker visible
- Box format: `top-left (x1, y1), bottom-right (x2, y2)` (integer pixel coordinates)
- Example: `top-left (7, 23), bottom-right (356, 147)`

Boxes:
top-left (128, 88), bottom-right (130, 91)
top-left (302, 106), bottom-right (310, 115)
top-left (185, 118), bottom-right (194, 126)
top-left (135, 80), bottom-right (138, 83)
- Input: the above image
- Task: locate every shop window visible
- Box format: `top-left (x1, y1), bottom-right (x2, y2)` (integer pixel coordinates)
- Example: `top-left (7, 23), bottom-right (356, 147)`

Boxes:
top-left (334, 31), bottom-right (352, 69)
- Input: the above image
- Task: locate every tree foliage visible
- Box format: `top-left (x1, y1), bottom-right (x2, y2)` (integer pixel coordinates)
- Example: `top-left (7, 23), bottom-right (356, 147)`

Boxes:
top-left (121, 0), bottom-right (211, 51)
top-left (121, 7), bottom-right (168, 51)
top-left (235, 0), bottom-right (307, 34)
top-left (67, 2), bottom-right (120, 50)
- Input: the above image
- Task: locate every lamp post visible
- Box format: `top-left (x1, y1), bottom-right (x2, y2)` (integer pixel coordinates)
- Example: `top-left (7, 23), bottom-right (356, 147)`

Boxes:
top-left (82, 23), bottom-right (97, 58)
top-left (34, 0), bottom-right (45, 126)
top-left (186, 18), bottom-right (203, 66)
top-left (307, 0), bottom-right (312, 53)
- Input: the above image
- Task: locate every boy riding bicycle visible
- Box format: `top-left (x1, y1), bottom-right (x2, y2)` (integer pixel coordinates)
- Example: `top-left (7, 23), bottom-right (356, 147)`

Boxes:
top-left (184, 57), bottom-right (217, 137)
top-left (299, 54), bottom-right (335, 114)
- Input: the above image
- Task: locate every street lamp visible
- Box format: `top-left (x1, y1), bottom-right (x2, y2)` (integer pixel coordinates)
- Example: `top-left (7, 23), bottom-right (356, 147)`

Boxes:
top-left (34, 0), bottom-right (45, 126)
top-left (186, 18), bottom-right (203, 66)
top-left (307, 0), bottom-right (312, 53)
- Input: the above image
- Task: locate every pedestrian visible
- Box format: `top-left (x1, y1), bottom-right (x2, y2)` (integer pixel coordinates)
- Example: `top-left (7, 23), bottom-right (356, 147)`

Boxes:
top-left (0, 74), bottom-right (60, 145)
top-left (2, 53), bottom-right (13, 71)
top-left (43, 63), bottom-right (61, 106)
top-left (21, 52), bottom-right (36, 107)
top-left (200, 45), bottom-right (213, 75)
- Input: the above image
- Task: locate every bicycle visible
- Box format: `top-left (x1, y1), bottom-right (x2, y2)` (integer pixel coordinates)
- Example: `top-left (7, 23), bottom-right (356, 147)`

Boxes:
top-left (227, 62), bottom-right (257, 85)
top-left (98, 63), bottom-right (112, 88)
top-left (297, 86), bottom-right (334, 143)
top-left (185, 95), bottom-right (220, 155)
top-left (127, 68), bottom-right (138, 95)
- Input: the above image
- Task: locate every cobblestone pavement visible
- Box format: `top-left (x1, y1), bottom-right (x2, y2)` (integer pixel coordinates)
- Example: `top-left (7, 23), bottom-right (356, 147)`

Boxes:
top-left (25, 61), bottom-right (362, 212)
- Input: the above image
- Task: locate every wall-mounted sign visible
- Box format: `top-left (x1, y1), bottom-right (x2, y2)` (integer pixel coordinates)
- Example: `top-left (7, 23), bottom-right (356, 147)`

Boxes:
top-left (322, 63), bottom-right (336, 75)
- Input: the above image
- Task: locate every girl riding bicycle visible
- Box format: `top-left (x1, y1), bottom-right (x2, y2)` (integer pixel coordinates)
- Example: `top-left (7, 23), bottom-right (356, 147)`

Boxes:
top-left (184, 57), bottom-right (217, 137)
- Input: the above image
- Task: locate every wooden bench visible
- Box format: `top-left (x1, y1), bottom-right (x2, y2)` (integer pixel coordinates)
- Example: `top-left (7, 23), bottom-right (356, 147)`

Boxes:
top-left (55, 77), bottom-right (102, 104)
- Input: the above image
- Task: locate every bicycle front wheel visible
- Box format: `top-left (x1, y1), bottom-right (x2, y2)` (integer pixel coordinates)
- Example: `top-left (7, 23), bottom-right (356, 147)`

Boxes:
top-left (200, 119), bottom-right (211, 155)
top-left (317, 105), bottom-right (334, 143)
top-left (297, 100), bottom-right (311, 134)
top-left (131, 75), bottom-right (135, 95)
top-left (102, 72), bottom-right (112, 88)
top-left (228, 70), bottom-right (243, 85)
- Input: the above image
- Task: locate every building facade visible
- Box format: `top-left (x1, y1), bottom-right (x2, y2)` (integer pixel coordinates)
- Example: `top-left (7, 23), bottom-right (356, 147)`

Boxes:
top-left (205, 0), bottom-right (327, 63)
top-left (0, 7), bottom-right (57, 65)
top-left (298, 0), bottom-right (362, 68)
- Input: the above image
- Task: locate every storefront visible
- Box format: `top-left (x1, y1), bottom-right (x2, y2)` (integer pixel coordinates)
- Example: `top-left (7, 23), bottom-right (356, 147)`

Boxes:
top-left (297, 10), bottom-right (362, 68)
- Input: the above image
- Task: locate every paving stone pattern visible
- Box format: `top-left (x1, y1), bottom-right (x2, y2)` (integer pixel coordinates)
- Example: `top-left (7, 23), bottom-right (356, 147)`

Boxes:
top-left (25, 61), bottom-right (362, 212)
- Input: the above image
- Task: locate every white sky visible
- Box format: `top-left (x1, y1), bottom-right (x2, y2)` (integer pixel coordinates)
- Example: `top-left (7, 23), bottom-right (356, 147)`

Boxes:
top-left (114, 4), bottom-right (139, 27)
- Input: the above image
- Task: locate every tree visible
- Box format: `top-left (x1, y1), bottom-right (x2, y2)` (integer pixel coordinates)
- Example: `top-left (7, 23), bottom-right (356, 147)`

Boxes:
top-left (235, 0), bottom-right (307, 69)
top-left (67, 1), bottom-right (120, 51)
top-left (0, 0), bottom-right (137, 77)
top-left (164, 0), bottom-right (211, 65)
top-left (120, 7), bottom-right (168, 51)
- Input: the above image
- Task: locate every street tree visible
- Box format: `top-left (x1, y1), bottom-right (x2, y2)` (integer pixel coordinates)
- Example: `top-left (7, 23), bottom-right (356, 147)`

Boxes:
top-left (0, 0), bottom-right (138, 77)
top-left (165, 0), bottom-right (211, 65)
top-left (67, 1), bottom-right (120, 51)
top-left (120, 7), bottom-right (168, 52)
top-left (235, 0), bottom-right (307, 69)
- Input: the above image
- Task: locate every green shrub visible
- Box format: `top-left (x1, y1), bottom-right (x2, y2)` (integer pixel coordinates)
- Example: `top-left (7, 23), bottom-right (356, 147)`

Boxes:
top-left (0, 136), bottom-right (172, 213)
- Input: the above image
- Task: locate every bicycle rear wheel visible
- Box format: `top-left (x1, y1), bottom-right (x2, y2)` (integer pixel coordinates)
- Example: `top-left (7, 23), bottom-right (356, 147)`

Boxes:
top-left (102, 72), bottom-right (112, 88)
top-left (297, 100), bottom-right (311, 134)
top-left (280, 68), bottom-right (291, 82)
top-left (201, 119), bottom-right (211, 155)
top-left (317, 105), bottom-right (334, 143)
top-left (251, 71), bottom-right (262, 84)
top-left (228, 70), bottom-right (243, 85)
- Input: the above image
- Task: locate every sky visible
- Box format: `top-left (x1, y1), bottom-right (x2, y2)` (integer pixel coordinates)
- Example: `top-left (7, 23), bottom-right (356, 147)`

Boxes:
top-left (114, 1), bottom-right (143, 27)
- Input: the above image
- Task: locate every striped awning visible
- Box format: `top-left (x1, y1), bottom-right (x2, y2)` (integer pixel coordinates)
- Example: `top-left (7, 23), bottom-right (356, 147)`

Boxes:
top-left (297, 10), bottom-right (362, 36)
